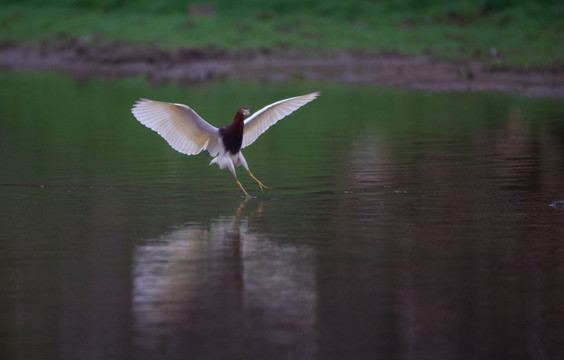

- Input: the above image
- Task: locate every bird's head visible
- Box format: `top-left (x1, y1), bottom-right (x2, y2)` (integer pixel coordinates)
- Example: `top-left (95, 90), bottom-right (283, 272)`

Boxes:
top-left (240, 106), bottom-right (250, 117)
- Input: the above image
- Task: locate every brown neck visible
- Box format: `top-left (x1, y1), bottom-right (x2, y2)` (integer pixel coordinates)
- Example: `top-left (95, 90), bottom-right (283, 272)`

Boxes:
top-left (219, 111), bottom-right (245, 154)
top-left (233, 111), bottom-right (245, 128)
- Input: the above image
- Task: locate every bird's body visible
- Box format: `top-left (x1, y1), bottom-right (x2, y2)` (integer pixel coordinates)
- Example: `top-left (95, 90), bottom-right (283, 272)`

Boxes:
top-left (131, 92), bottom-right (320, 198)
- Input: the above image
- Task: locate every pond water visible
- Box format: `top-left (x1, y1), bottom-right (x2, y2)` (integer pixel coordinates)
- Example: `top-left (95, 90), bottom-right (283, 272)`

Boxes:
top-left (1, 72), bottom-right (563, 360)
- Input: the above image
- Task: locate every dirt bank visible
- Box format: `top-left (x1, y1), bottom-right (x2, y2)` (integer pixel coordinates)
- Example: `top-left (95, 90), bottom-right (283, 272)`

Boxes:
top-left (1, 43), bottom-right (563, 98)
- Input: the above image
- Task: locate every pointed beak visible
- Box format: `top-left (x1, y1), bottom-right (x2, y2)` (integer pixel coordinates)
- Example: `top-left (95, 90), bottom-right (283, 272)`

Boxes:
top-left (243, 109), bottom-right (250, 116)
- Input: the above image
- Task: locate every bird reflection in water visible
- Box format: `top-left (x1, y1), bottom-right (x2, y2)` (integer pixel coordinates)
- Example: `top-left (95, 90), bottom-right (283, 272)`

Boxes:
top-left (132, 200), bottom-right (317, 358)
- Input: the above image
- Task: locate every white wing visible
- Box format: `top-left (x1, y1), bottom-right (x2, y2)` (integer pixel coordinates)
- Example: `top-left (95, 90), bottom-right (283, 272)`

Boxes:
top-left (131, 99), bottom-right (221, 156)
top-left (241, 91), bottom-right (320, 149)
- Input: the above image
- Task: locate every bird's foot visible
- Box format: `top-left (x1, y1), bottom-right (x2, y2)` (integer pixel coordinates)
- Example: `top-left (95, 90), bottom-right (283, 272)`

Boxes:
top-left (248, 171), bottom-right (271, 192)
top-left (236, 180), bottom-right (251, 199)
top-left (257, 182), bottom-right (271, 192)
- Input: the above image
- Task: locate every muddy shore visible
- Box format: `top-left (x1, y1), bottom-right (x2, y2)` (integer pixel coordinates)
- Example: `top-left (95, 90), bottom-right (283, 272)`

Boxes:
top-left (1, 43), bottom-right (563, 98)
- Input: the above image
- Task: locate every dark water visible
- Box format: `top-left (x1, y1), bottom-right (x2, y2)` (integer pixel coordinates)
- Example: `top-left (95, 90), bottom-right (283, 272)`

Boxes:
top-left (1, 72), bottom-right (564, 360)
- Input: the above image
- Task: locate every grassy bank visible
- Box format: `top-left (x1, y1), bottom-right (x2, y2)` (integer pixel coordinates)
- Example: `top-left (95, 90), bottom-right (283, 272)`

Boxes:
top-left (0, 0), bottom-right (562, 68)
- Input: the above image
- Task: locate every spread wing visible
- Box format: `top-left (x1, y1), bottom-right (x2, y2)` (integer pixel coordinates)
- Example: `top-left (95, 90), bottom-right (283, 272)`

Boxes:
top-left (131, 99), bottom-right (221, 156)
top-left (241, 91), bottom-right (320, 149)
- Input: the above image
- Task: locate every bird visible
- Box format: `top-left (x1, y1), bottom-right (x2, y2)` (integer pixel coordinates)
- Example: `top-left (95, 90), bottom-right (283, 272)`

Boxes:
top-left (131, 91), bottom-right (320, 199)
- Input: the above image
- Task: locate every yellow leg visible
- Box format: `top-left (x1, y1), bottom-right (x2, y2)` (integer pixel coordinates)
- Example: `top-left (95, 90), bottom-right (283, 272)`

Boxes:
top-left (237, 179), bottom-right (251, 199)
top-left (248, 171), bottom-right (271, 191)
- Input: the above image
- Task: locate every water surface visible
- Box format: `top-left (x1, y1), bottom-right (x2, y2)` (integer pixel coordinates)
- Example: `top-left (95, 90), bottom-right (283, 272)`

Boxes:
top-left (1, 72), bottom-right (563, 360)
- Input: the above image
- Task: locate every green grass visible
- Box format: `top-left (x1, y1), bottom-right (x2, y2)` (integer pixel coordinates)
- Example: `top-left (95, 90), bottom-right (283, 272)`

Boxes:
top-left (0, 0), bottom-right (563, 68)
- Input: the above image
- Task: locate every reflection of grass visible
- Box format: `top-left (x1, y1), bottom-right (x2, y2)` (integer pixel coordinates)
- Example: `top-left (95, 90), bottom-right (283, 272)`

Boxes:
top-left (0, 0), bottom-right (562, 68)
